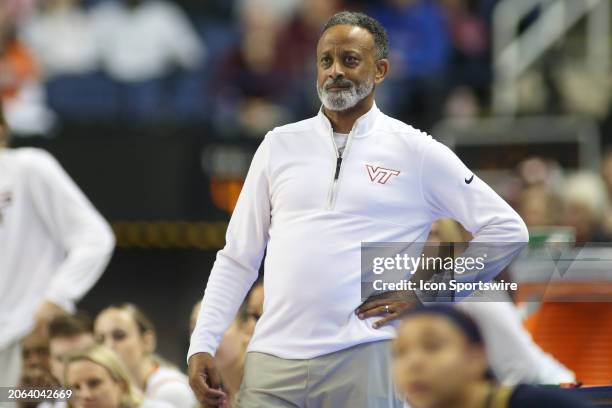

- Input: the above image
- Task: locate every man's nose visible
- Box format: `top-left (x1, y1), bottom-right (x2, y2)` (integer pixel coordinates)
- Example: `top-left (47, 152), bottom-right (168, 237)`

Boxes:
top-left (329, 60), bottom-right (345, 79)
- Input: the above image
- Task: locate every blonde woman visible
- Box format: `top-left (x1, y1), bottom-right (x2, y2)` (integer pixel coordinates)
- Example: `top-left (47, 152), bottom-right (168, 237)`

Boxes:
top-left (64, 345), bottom-right (170, 408)
top-left (94, 304), bottom-right (197, 408)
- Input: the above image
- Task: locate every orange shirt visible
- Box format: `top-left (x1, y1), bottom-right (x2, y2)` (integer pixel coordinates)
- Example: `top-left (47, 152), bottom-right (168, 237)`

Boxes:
top-left (0, 40), bottom-right (39, 100)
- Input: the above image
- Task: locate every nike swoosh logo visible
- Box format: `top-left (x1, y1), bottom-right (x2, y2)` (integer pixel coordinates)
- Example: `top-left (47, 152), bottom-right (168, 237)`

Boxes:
top-left (465, 174), bottom-right (474, 184)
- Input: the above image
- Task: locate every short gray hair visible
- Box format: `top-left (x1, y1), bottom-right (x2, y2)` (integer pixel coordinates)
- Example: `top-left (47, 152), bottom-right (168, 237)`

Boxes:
top-left (321, 11), bottom-right (389, 60)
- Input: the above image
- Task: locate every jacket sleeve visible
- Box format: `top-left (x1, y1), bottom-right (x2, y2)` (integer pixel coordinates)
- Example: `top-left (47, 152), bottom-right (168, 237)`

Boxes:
top-left (25, 149), bottom-right (115, 312)
top-left (419, 140), bottom-right (528, 298)
top-left (188, 135), bottom-right (271, 361)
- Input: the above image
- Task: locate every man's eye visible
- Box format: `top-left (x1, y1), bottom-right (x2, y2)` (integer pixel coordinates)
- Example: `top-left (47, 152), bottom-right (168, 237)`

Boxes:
top-left (320, 57), bottom-right (331, 66)
top-left (345, 56), bottom-right (358, 64)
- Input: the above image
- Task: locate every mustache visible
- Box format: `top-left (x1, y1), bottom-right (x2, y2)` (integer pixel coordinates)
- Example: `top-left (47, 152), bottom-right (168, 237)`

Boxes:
top-left (323, 78), bottom-right (355, 90)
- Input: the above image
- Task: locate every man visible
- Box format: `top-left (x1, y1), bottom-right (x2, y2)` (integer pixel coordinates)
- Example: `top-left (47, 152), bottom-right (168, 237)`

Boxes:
top-left (189, 11), bottom-right (528, 407)
top-left (47, 313), bottom-right (95, 385)
top-left (18, 316), bottom-right (92, 408)
top-left (17, 326), bottom-right (58, 408)
top-left (0, 100), bottom-right (115, 396)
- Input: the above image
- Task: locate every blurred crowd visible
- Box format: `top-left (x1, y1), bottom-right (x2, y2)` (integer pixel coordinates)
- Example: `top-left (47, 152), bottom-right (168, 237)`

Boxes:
top-left (17, 282), bottom-right (264, 407)
top-left (508, 152), bottom-right (612, 245)
top-left (0, 0), bottom-right (505, 135)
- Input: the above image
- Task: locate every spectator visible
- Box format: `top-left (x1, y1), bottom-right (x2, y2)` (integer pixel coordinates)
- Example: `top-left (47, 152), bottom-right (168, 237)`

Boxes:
top-left (64, 345), bottom-right (171, 408)
top-left (393, 305), bottom-right (593, 408)
top-left (94, 303), bottom-right (197, 408)
top-left (213, 2), bottom-right (294, 137)
top-left (0, 13), bottom-right (54, 134)
top-left (563, 171), bottom-right (610, 242)
top-left (440, 0), bottom-right (491, 106)
top-left (48, 313), bottom-right (96, 385)
top-left (90, 0), bottom-right (205, 83)
top-left (234, 0), bottom-right (301, 24)
top-left (371, 0), bottom-right (452, 129)
top-left (21, 0), bottom-right (99, 79)
top-left (518, 186), bottom-right (562, 229)
top-left (19, 326), bottom-right (58, 393)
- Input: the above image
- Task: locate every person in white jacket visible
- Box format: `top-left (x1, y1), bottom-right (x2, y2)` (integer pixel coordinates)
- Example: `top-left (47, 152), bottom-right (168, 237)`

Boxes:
top-left (188, 11), bottom-right (528, 408)
top-left (0, 101), bottom-right (115, 392)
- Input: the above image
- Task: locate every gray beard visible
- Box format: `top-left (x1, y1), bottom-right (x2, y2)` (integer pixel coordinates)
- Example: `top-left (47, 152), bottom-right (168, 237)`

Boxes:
top-left (317, 77), bottom-right (374, 112)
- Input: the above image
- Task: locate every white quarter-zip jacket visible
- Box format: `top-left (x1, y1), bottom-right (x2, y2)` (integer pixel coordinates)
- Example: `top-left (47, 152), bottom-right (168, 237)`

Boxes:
top-left (188, 103), bottom-right (528, 361)
top-left (0, 148), bottom-right (115, 349)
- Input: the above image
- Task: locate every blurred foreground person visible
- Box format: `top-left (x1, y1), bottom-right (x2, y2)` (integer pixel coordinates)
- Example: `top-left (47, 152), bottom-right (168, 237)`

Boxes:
top-left (427, 219), bottom-right (575, 385)
top-left (64, 345), bottom-right (172, 408)
top-left (0, 100), bottom-right (115, 390)
top-left (94, 304), bottom-right (197, 408)
top-left (392, 306), bottom-right (593, 408)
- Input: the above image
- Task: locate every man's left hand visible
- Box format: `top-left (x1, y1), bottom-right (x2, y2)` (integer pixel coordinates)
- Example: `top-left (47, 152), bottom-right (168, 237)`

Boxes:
top-left (355, 290), bottom-right (422, 329)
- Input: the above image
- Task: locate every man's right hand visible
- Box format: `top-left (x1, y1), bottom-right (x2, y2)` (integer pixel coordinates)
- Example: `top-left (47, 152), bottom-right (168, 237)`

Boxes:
top-left (188, 352), bottom-right (228, 407)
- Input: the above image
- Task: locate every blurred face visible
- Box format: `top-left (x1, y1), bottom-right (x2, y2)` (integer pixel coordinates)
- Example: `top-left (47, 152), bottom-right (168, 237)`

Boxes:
top-left (392, 315), bottom-right (487, 408)
top-left (519, 187), bottom-right (556, 227)
top-left (316, 24), bottom-right (387, 111)
top-left (243, 285), bottom-right (264, 337)
top-left (66, 360), bottom-right (124, 408)
top-left (50, 334), bottom-right (95, 384)
top-left (94, 309), bottom-right (153, 375)
top-left (564, 201), bottom-right (595, 242)
top-left (22, 330), bottom-right (51, 372)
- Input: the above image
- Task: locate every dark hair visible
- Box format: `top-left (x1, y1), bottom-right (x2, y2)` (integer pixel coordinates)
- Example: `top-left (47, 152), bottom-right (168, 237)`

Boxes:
top-left (403, 305), bottom-right (497, 380)
top-left (48, 312), bottom-right (93, 340)
top-left (107, 303), bottom-right (156, 336)
top-left (321, 11), bottom-right (389, 60)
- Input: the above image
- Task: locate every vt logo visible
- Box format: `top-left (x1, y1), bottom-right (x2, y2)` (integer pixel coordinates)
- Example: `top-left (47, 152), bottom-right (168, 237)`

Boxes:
top-left (365, 165), bottom-right (400, 184)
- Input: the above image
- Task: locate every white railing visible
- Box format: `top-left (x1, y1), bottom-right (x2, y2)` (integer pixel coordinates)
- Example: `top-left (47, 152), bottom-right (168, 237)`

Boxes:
top-left (493, 0), bottom-right (610, 115)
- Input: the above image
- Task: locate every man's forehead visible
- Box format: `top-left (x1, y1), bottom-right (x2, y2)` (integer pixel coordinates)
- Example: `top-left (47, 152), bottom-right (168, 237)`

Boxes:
top-left (317, 24), bottom-right (375, 54)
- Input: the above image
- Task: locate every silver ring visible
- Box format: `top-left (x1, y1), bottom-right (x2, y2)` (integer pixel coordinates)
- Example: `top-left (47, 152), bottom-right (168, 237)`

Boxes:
top-left (385, 305), bottom-right (390, 313)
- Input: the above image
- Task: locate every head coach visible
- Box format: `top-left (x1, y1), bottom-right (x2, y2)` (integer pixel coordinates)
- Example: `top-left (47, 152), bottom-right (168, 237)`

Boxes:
top-left (188, 11), bottom-right (528, 408)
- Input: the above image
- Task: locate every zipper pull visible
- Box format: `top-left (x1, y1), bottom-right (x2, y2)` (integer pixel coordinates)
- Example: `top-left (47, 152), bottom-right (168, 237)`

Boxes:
top-left (334, 156), bottom-right (343, 180)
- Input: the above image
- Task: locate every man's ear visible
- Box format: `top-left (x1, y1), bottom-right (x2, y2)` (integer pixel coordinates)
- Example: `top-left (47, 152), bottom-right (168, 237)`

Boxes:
top-left (374, 58), bottom-right (390, 85)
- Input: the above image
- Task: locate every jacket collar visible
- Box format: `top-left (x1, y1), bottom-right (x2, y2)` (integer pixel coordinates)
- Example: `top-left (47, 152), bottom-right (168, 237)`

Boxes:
top-left (316, 101), bottom-right (381, 138)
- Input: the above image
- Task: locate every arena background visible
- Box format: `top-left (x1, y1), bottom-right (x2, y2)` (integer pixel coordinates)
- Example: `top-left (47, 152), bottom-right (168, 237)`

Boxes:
top-left (4, 0), bottom-right (612, 374)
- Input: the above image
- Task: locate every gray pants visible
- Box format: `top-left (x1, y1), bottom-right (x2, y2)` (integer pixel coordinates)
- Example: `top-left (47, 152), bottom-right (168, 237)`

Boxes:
top-left (235, 340), bottom-right (403, 408)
